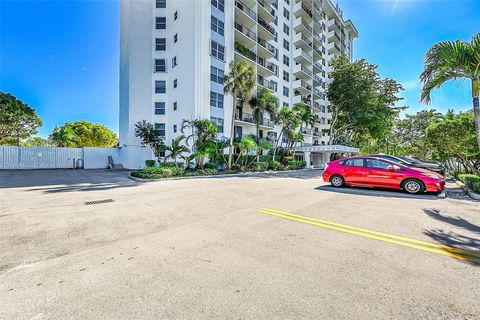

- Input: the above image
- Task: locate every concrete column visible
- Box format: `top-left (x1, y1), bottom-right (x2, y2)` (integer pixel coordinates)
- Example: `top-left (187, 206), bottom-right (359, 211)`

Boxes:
top-left (304, 152), bottom-right (312, 168)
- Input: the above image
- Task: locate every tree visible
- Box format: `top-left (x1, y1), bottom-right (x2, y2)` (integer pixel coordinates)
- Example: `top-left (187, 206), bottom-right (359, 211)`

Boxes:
top-left (22, 137), bottom-right (53, 147)
top-left (50, 120), bottom-right (118, 147)
top-left (426, 111), bottom-right (479, 174)
top-left (249, 87), bottom-right (279, 143)
top-left (420, 33), bottom-right (480, 149)
top-left (293, 103), bottom-right (316, 130)
top-left (272, 106), bottom-right (302, 159)
top-left (165, 135), bottom-right (190, 166)
top-left (181, 118), bottom-right (218, 168)
top-left (134, 120), bottom-right (165, 163)
top-left (327, 56), bottom-right (404, 147)
top-left (0, 91), bottom-right (42, 145)
top-left (223, 60), bottom-right (256, 169)
top-left (234, 135), bottom-right (257, 167)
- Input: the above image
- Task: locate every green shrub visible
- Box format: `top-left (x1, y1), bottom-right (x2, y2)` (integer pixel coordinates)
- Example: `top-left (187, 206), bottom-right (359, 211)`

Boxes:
top-left (199, 168), bottom-right (218, 175)
top-left (458, 173), bottom-right (480, 193)
top-left (142, 166), bottom-right (176, 178)
top-left (269, 161), bottom-right (285, 171)
top-left (287, 160), bottom-right (307, 170)
top-left (145, 160), bottom-right (156, 167)
top-left (203, 162), bottom-right (216, 169)
top-left (160, 161), bottom-right (180, 168)
top-left (253, 161), bottom-right (269, 172)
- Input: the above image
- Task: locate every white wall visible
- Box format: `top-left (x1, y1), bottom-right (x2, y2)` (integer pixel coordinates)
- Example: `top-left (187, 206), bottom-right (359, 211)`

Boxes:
top-left (83, 148), bottom-right (120, 169)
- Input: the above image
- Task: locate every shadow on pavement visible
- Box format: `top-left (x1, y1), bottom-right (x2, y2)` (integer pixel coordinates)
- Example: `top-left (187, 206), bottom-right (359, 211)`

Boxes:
top-left (314, 185), bottom-right (440, 200)
top-left (424, 209), bottom-right (480, 234)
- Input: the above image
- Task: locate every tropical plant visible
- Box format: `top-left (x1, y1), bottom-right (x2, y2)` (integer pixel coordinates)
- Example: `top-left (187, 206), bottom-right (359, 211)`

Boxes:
top-left (272, 106), bottom-right (303, 159)
top-left (234, 135), bottom-right (257, 167)
top-left (50, 120), bottom-right (118, 147)
top-left (293, 103), bottom-right (316, 129)
top-left (181, 118), bottom-right (218, 168)
top-left (223, 60), bottom-right (256, 169)
top-left (165, 135), bottom-right (190, 166)
top-left (249, 87), bottom-right (280, 143)
top-left (420, 33), bottom-right (480, 148)
top-left (134, 120), bottom-right (165, 163)
top-left (0, 91), bottom-right (42, 145)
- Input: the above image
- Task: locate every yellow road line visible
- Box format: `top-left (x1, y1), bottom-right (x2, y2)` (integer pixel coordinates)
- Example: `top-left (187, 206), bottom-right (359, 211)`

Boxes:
top-left (257, 209), bottom-right (480, 263)
top-left (261, 208), bottom-right (480, 258)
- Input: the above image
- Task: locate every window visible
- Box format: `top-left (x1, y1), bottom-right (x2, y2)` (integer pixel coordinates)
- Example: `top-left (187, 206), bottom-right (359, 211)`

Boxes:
top-left (283, 8), bottom-right (289, 20)
top-left (343, 158), bottom-right (364, 167)
top-left (365, 158), bottom-right (392, 169)
top-left (283, 23), bottom-right (289, 35)
top-left (174, 10), bottom-right (178, 20)
top-left (155, 59), bottom-right (166, 72)
top-left (155, 80), bottom-right (166, 93)
top-left (283, 102), bottom-right (289, 107)
top-left (283, 86), bottom-right (289, 97)
top-left (210, 92), bottom-right (224, 108)
top-left (154, 102), bottom-right (165, 115)
top-left (211, 0), bottom-right (224, 12)
top-left (174, 33), bottom-right (178, 43)
top-left (211, 16), bottom-right (224, 36)
top-left (283, 54), bottom-right (289, 66)
top-left (173, 79), bottom-right (177, 88)
top-left (156, 0), bottom-right (166, 8)
top-left (173, 124), bottom-right (177, 133)
top-left (173, 101), bottom-right (177, 111)
top-left (172, 56), bottom-right (177, 68)
top-left (156, 38), bottom-right (166, 51)
top-left (211, 40), bottom-right (225, 60)
top-left (210, 66), bottom-right (224, 84)
top-left (283, 39), bottom-right (289, 51)
top-left (156, 17), bottom-right (166, 29)
top-left (210, 117), bottom-right (224, 133)
top-left (283, 71), bottom-right (289, 82)
top-left (154, 123), bottom-right (166, 137)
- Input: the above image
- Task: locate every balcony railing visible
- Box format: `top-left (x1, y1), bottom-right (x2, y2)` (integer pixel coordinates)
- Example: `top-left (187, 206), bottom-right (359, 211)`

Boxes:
top-left (297, 33), bottom-right (312, 47)
top-left (257, 58), bottom-right (279, 76)
top-left (300, 65), bottom-right (312, 77)
top-left (235, 0), bottom-right (256, 21)
top-left (301, 127), bottom-right (313, 135)
top-left (300, 80), bottom-right (312, 91)
top-left (258, 18), bottom-right (275, 35)
top-left (258, 0), bottom-right (276, 18)
top-left (234, 21), bottom-right (256, 41)
top-left (258, 76), bottom-right (277, 91)
top-left (297, 18), bottom-right (313, 33)
top-left (257, 37), bottom-right (277, 56)
top-left (235, 111), bottom-right (274, 127)
top-left (234, 42), bottom-right (256, 61)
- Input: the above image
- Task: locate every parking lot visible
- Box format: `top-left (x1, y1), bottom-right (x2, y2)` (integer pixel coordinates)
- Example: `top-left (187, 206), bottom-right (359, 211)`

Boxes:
top-left (1, 169), bottom-right (479, 319)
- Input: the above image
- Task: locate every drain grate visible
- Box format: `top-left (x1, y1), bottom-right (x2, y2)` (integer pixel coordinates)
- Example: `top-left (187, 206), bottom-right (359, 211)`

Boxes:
top-left (85, 199), bottom-right (114, 205)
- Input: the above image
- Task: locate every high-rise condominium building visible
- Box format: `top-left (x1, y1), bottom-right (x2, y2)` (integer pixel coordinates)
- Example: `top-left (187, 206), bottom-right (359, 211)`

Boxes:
top-left (119, 0), bottom-right (359, 169)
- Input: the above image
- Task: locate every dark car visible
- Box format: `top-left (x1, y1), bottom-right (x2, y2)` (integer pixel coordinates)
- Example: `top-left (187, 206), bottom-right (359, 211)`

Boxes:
top-left (368, 154), bottom-right (445, 176)
top-left (397, 156), bottom-right (446, 175)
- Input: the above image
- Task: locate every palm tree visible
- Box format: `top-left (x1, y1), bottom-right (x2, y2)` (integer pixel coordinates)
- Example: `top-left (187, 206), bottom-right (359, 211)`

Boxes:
top-left (223, 60), bottom-right (256, 169)
top-left (272, 106), bottom-right (302, 160)
top-left (249, 87), bottom-right (280, 143)
top-left (181, 119), bottom-right (218, 168)
top-left (165, 135), bottom-right (190, 166)
top-left (293, 103), bottom-right (316, 132)
top-left (420, 33), bottom-right (480, 148)
top-left (234, 135), bottom-right (257, 167)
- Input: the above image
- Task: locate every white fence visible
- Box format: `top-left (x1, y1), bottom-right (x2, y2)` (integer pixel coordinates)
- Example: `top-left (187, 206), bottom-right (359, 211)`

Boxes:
top-left (0, 146), bottom-right (120, 170)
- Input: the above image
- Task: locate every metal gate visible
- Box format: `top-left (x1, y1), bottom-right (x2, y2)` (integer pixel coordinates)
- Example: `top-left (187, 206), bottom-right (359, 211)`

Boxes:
top-left (0, 146), bottom-right (84, 169)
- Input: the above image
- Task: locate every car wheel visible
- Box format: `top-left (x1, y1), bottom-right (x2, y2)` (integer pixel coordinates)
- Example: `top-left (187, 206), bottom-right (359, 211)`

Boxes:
top-left (330, 175), bottom-right (345, 188)
top-left (402, 179), bottom-right (425, 194)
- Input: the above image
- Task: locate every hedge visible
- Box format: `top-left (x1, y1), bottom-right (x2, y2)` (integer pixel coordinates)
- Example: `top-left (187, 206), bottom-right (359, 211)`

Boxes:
top-left (253, 162), bottom-right (269, 172)
top-left (145, 160), bottom-right (156, 167)
top-left (458, 173), bottom-right (480, 193)
top-left (287, 160), bottom-right (307, 170)
top-left (269, 161), bottom-right (284, 171)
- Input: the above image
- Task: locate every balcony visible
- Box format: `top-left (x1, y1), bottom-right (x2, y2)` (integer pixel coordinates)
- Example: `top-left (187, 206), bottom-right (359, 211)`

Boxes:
top-left (293, 1), bottom-right (313, 21)
top-left (257, 0), bottom-right (276, 23)
top-left (257, 37), bottom-right (277, 58)
top-left (293, 32), bottom-right (312, 50)
top-left (235, 0), bottom-right (257, 26)
top-left (293, 94), bottom-right (312, 107)
top-left (234, 41), bottom-right (256, 62)
top-left (300, 127), bottom-right (313, 135)
top-left (293, 48), bottom-right (313, 65)
top-left (293, 63), bottom-right (312, 79)
top-left (257, 57), bottom-right (278, 76)
top-left (293, 79), bottom-right (312, 95)
top-left (258, 17), bottom-right (276, 39)
top-left (313, 74), bottom-right (322, 84)
top-left (234, 21), bottom-right (256, 47)
top-left (235, 111), bottom-right (274, 128)
top-left (258, 76), bottom-right (277, 92)
top-left (294, 16), bottom-right (312, 35)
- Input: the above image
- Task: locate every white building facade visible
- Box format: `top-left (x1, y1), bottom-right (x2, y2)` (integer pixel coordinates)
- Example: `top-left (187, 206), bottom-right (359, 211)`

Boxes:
top-left (119, 0), bottom-right (358, 169)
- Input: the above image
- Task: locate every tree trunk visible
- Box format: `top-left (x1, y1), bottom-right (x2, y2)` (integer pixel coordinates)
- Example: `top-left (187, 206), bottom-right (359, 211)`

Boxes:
top-left (472, 80), bottom-right (480, 149)
top-left (272, 128), bottom-right (283, 161)
top-left (256, 117), bottom-right (260, 162)
top-left (228, 89), bottom-right (237, 169)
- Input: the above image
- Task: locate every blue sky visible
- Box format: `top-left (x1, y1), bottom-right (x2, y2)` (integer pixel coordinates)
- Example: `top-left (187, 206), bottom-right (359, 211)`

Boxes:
top-left (0, 0), bottom-right (479, 138)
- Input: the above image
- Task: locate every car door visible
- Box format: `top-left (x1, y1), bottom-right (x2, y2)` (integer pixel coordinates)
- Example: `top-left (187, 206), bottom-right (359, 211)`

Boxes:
top-left (342, 158), bottom-right (369, 184)
top-left (364, 158), bottom-right (398, 188)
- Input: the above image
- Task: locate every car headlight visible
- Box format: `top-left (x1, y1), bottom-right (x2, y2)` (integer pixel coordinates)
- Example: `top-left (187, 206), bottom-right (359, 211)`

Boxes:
top-left (422, 173), bottom-right (441, 179)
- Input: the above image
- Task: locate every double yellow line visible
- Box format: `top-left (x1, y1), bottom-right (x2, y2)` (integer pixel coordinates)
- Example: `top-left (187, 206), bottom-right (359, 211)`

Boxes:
top-left (258, 208), bottom-right (480, 263)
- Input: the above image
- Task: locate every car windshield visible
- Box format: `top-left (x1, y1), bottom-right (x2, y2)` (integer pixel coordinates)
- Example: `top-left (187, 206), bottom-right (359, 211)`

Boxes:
top-left (399, 156), bottom-right (420, 163)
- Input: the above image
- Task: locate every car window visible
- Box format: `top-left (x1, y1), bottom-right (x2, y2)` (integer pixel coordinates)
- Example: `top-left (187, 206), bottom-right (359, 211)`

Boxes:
top-left (365, 158), bottom-right (391, 169)
top-left (343, 158), bottom-right (364, 167)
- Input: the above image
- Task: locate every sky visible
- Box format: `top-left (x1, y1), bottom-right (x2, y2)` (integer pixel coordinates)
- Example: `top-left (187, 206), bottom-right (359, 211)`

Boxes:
top-left (0, 0), bottom-right (479, 138)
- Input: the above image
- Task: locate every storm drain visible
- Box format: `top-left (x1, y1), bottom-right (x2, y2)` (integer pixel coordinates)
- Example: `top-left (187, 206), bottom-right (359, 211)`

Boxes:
top-left (85, 199), bottom-right (114, 205)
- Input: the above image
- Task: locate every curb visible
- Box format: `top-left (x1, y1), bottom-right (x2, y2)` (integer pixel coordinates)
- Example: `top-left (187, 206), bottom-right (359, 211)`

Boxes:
top-left (128, 168), bottom-right (322, 183)
top-left (455, 180), bottom-right (480, 201)
top-left (437, 190), bottom-right (447, 199)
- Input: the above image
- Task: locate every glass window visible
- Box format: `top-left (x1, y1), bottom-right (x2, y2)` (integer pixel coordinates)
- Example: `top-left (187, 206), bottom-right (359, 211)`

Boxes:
top-left (211, 0), bottom-right (224, 12)
top-left (283, 54), bottom-right (289, 66)
top-left (283, 23), bottom-right (289, 35)
top-left (174, 33), bottom-right (178, 43)
top-left (283, 71), bottom-right (289, 82)
top-left (365, 159), bottom-right (392, 169)
top-left (156, 17), bottom-right (166, 29)
top-left (173, 79), bottom-right (177, 88)
top-left (283, 7), bottom-right (289, 20)
top-left (173, 101), bottom-right (177, 111)
top-left (173, 124), bottom-right (177, 133)
top-left (210, 92), bottom-right (224, 108)
top-left (210, 117), bottom-right (224, 133)
top-left (343, 158), bottom-right (364, 167)
top-left (283, 39), bottom-right (289, 51)
top-left (172, 56), bottom-right (177, 68)
top-left (283, 86), bottom-right (289, 97)
top-left (174, 10), bottom-right (178, 20)
top-left (154, 123), bottom-right (166, 136)
top-left (155, 38), bottom-right (166, 51)
top-left (211, 16), bottom-right (224, 36)
top-left (156, 0), bottom-right (166, 8)
top-left (155, 59), bottom-right (166, 72)
top-left (211, 40), bottom-right (225, 60)
top-left (154, 102), bottom-right (165, 115)
top-left (155, 80), bottom-right (166, 93)
top-left (210, 66), bottom-right (224, 84)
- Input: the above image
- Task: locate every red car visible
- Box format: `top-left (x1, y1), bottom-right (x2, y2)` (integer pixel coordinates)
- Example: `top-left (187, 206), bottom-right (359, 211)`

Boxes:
top-left (322, 156), bottom-right (445, 194)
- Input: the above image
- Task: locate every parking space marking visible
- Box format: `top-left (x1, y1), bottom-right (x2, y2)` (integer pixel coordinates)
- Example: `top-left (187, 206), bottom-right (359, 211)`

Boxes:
top-left (258, 208), bottom-right (480, 263)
